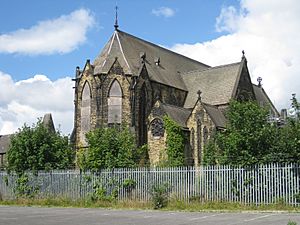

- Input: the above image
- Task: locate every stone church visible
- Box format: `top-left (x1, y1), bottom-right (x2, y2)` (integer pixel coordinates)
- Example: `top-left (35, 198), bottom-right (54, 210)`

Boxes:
top-left (72, 22), bottom-right (278, 166)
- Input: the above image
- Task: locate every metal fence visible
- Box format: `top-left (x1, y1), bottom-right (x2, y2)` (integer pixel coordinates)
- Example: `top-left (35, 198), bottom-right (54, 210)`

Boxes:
top-left (0, 164), bottom-right (299, 205)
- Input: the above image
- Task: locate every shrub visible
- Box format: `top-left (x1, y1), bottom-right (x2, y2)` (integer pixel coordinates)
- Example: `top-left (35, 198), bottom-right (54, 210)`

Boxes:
top-left (150, 182), bottom-right (170, 209)
top-left (122, 178), bottom-right (136, 192)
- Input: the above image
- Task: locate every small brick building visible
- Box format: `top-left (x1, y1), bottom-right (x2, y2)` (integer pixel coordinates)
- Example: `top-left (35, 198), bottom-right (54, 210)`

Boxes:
top-left (72, 25), bottom-right (278, 166)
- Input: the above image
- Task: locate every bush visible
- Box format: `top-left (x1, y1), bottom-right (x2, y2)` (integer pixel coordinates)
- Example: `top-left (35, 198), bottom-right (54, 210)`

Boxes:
top-left (78, 126), bottom-right (138, 170)
top-left (294, 192), bottom-right (300, 203)
top-left (122, 179), bottom-right (136, 192)
top-left (150, 183), bottom-right (170, 209)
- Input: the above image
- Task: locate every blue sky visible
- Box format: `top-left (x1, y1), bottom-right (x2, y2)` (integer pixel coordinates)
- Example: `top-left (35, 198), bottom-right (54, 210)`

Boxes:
top-left (0, 0), bottom-right (238, 80)
top-left (0, 0), bottom-right (299, 134)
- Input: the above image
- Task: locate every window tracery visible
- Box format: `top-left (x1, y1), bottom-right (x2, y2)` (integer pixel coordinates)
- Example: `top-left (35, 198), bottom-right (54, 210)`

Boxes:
top-left (151, 118), bottom-right (164, 137)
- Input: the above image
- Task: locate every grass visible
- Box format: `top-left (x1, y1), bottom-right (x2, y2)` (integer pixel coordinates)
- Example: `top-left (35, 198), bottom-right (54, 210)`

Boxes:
top-left (165, 199), bottom-right (300, 212)
top-left (0, 197), bottom-right (299, 212)
top-left (0, 197), bottom-right (152, 209)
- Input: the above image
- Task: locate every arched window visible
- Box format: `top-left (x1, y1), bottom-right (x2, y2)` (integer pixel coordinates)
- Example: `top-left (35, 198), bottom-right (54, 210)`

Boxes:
top-left (80, 82), bottom-right (91, 144)
top-left (108, 80), bottom-right (122, 124)
top-left (150, 118), bottom-right (164, 137)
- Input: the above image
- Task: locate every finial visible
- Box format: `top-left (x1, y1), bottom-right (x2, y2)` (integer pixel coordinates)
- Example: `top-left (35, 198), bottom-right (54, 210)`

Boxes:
top-left (76, 66), bottom-right (80, 78)
top-left (257, 77), bottom-right (262, 87)
top-left (114, 4), bottom-right (119, 30)
top-left (242, 50), bottom-right (245, 59)
top-left (197, 90), bottom-right (202, 101)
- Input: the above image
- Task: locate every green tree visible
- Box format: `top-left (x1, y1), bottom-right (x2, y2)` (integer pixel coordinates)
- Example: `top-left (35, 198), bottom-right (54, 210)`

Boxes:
top-left (7, 119), bottom-right (74, 173)
top-left (269, 94), bottom-right (300, 163)
top-left (204, 98), bottom-right (300, 166)
top-left (203, 100), bottom-right (277, 166)
top-left (268, 119), bottom-right (300, 163)
top-left (77, 126), bottom-right (139, 170)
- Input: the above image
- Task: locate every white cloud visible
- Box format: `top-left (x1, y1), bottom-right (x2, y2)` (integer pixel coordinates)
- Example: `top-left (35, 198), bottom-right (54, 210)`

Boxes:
top-left (0, 71), bottom-right (74, 135)
top-left (0, 9), bottom-right (95, 55)
top-left (152, 7), bottom-right (175, 18)
top-left (171, 0), bottom-right (300, 110)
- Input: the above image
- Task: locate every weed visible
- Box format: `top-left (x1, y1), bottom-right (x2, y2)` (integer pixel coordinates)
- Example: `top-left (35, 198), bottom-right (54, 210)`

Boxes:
top-left (150, 183), bottom-right (170, 209)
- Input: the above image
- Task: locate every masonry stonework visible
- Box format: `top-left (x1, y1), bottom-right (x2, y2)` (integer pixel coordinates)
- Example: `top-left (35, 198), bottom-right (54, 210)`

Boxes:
top-left (72, 28), bottom-right (278, 167)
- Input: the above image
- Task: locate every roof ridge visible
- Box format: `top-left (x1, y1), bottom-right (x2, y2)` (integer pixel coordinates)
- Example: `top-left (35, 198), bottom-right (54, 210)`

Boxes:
top-left (117, 29), bottom-right (210, 68)
top-left (115, 31), bottom-right (131, 72)
top-left (160, 102), bottom-right (191, 111)
top-left (182, 61), bottom-right (241, 76)
top-left (202, 102), bottom-right (219, 108)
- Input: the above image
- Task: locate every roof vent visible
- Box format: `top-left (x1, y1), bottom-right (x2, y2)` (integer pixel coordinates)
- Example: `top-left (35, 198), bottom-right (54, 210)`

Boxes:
top-left (154, 57), bottom-right (160, 66)
top-left (140, 52), bottom-right (146, 62)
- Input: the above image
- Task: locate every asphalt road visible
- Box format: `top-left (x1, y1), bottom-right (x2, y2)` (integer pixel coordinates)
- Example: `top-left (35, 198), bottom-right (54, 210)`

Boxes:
top-left (0, 206), bottom-right (299, 225)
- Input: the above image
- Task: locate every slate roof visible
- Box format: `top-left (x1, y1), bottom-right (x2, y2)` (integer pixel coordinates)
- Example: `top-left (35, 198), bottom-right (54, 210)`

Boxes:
top-left (252, 84), bottom-right (279, 117)
top-left (158, 101), bottom-right (225, 129)
top-left (182, 62), bottom-right (242, 108)
top-left (94, 29), bottom-right (210, 91)
top-left (203, 103), bottom-right (226, 128)
top-left (0, 134), bottom-right (12, 154)
top-left (160, 102), bottom-right (192, 128)
top-left (42, 113), bottom-right (55, 133)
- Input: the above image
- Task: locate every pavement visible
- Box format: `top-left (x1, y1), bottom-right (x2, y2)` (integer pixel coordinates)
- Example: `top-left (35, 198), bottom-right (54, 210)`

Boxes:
top-left (0, 206), bottom-right (299, 225)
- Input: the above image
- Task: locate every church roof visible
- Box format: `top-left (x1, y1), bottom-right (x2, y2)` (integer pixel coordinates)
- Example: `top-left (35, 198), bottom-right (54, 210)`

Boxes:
top-left (203, 103), bottom-right (226, 128)
top-left (252, 84), bottom-right (279, 117)
top-left (182, 62), bottom-right (242, 108)
top-left (94, 29), bottom-right (209, 91)
top-left (160, 102), bottom-right (192, 128)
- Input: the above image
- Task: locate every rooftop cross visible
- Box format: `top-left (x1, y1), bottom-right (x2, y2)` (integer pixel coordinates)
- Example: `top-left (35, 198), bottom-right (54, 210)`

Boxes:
top-left (114, 5), bottom-right (119, 30)
top-left (197, 90), bottom-right (202, 101)
top-left (257, 77), bottom-right (262, 87)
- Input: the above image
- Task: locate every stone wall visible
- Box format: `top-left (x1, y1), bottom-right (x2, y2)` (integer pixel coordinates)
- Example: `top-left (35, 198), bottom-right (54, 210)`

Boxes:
top-left (147, 102), bottom-right (167, 165)
top-left (74, 60), bottom-right (99, 147)
top-left (186, 101), bottom-right (215, 167)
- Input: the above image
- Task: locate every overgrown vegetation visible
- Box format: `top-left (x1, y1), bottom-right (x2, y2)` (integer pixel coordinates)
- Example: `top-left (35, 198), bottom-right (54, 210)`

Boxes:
top-left (6, 118), bottom-right (74, 198)
top-left (150, 182), bottom-right (170, 209)
top-left (1, 198), bottom-right (299, 212)
top-left (88, 177), bottom-right (119, 202)
top-left (7, 119), bottom-right (74, 173)
top-left (76, 126), bottom-right (149, 170)
top-left (163, 116), bottom-right (185, 167)
top-left (203, 97), bottom-right (300, 166)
